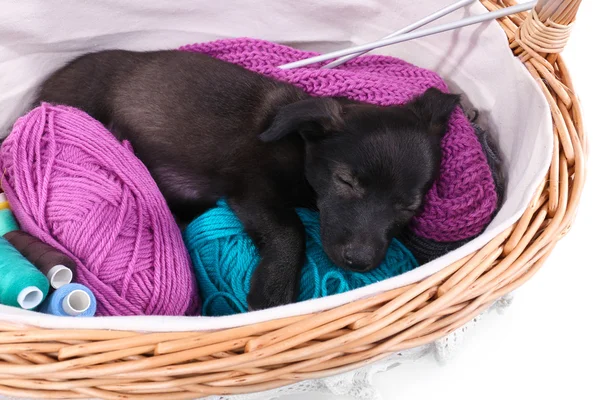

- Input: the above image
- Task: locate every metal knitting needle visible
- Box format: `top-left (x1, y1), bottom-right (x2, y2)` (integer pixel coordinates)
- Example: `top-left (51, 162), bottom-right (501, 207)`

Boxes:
top-left (323, 0), bottom-right (478, 69)
top-left (279, 0), bottom-right (536, 70)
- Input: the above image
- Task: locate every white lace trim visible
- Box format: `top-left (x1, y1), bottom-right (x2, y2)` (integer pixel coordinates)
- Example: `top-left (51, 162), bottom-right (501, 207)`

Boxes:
top-left (210, 294), bottom-right (514, 400)
top-left (0, 294), bottom-right (513, 400)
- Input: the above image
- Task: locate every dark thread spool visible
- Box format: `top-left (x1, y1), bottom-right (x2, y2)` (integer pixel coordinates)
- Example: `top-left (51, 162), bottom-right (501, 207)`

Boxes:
top-left (3, 230), bottom-right (75, 289)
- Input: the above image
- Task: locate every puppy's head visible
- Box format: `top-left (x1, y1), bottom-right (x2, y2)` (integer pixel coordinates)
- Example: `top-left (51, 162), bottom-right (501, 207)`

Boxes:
top-left (260, 88), bottom-right (460, 271)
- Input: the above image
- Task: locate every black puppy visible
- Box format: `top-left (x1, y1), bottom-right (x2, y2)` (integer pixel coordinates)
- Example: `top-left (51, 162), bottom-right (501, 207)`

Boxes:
top-left (36, 50), bottom-right (460, 310)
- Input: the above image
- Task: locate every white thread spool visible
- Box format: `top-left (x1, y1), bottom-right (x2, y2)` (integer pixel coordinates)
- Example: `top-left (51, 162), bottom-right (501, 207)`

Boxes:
top-left (62, 289), bottom-right (91, 316)
top-left (17, 286), bottom-right (44, 309)
top-left (46, 264), bottom-right (73, 289)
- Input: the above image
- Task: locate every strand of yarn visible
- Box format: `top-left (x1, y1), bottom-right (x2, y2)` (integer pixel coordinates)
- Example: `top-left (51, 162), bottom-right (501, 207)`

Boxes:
top-left (185, 200), bottom-right (419, 316)
top-left (0, 236), bottom-right (49, 309)
top-left (39, 283), bottom-right (96, 317)
top-left (180, 38), bottom-right (498, 242)
top-left (0, 104), bottom-right (200, 316)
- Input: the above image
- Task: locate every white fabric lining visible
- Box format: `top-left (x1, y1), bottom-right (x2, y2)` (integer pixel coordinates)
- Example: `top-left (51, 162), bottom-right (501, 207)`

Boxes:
top-left (0, 0), bottom-right (552, 332)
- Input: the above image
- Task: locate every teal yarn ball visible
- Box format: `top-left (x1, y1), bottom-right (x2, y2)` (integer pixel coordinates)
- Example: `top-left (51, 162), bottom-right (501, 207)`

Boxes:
top-left (184, 200), bottom-right (419, 316)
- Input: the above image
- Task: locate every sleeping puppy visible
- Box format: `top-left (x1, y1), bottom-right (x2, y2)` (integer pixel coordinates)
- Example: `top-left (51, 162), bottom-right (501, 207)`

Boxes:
top-left (36, 50), bottom-right (460, 310)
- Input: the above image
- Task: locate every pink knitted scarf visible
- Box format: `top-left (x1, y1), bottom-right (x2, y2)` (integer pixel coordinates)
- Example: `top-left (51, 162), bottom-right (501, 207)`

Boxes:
top-left (181, 38), bottom-right (498, 242)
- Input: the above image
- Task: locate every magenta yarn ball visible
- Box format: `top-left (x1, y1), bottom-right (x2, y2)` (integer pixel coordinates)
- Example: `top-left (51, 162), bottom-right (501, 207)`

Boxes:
top-left (0, 104), bottom-right (200, 316)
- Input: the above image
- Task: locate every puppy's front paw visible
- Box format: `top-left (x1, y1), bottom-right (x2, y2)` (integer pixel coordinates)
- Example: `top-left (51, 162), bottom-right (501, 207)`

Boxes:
top-left (247, 261), bottom-right (298, 311)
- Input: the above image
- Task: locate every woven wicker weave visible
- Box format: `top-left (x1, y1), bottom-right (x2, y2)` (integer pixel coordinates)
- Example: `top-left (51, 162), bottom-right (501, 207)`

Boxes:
top-left (0, 0), bottom-right (586, 398)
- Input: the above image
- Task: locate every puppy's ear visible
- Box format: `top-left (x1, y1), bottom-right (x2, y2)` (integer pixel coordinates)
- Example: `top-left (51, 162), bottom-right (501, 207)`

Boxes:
top-left (407, 87), bottom-right (461, 137)
top-left (259, 98), bottom-right (343, 142)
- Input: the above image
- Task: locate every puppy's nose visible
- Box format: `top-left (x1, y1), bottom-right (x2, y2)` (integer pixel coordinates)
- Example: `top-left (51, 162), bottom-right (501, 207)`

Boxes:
top-left (342, 244), bottom-right (376, 270)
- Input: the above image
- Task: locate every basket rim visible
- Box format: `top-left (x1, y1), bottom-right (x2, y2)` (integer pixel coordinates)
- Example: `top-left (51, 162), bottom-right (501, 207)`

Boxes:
top-left (0, 0), bottom-right (587, 398)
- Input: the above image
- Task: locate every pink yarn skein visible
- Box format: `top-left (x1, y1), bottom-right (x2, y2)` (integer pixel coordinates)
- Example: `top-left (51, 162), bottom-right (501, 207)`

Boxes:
top-left (0, 104), bottom-right (199, 316)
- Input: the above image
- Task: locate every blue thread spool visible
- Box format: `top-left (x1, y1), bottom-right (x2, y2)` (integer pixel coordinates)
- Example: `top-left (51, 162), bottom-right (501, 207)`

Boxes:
top-left (0, 237), bottom-right (49, 309)
top-left (39, 283), bottom-right (96, 317)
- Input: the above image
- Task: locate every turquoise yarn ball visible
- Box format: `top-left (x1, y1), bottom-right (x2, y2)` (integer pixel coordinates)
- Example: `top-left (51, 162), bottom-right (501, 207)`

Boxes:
top-left (184, 200), bottom-right (419, 316)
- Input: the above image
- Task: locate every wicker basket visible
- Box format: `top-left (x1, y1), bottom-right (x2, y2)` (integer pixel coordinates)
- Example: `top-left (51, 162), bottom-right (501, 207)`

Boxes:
top-left (0, 0), bottom-right (586, 398)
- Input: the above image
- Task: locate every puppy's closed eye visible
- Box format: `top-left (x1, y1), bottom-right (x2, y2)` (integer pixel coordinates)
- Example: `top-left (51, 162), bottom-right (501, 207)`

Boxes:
top-left (333, 168), bottom-right (363, 196)
top-left (335, 173), bottom-right (355, 189)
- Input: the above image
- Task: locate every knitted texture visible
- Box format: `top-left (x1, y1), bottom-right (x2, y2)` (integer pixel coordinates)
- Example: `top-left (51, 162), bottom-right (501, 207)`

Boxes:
top-left (180, 38), bottom-right (498, 242)
top-left (399, 120), bottom-right (506, 263)
top-left (185, 200), bottom-right (418, 316)
top-left (0, 104), bottom-right (200, 316)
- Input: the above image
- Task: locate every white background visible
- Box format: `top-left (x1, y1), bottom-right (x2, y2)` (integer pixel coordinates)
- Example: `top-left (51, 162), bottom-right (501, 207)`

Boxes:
top-left (290, 1), bottom-right (600, 399)
top-left (0, 2), bottom-right (597, 400)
